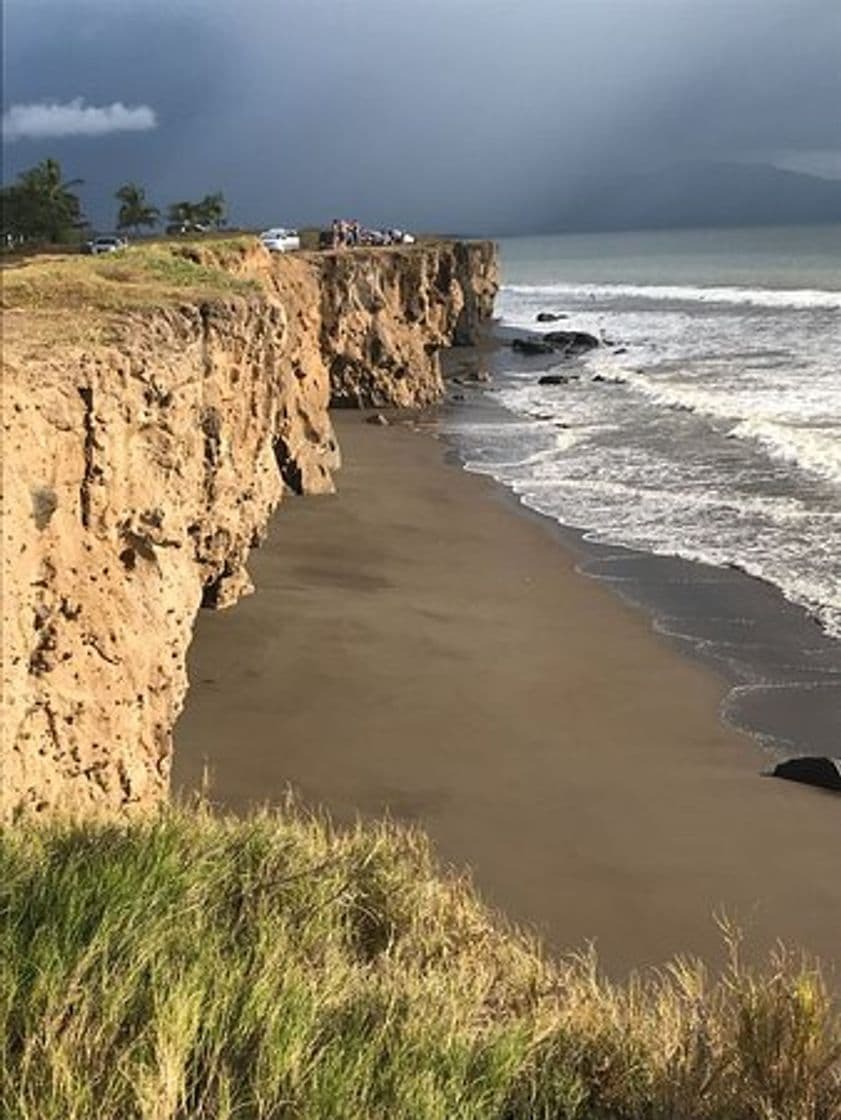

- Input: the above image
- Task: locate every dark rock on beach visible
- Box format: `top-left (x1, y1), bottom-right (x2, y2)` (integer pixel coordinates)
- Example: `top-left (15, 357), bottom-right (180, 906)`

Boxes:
top-left (772, 756), bottom-right (841, 792)
top-left (592, 373), bottom-right (622, 384)
top-left (539, 373), bottom-right (578, 386)
top-left (536, 312), bottom-right (567, 322)
top-left (512, 338), bottom-right (555, 355)
top-left (543, 330), bottom-right (600, 356)
top-left (511, 331), bottom-right (599, 359)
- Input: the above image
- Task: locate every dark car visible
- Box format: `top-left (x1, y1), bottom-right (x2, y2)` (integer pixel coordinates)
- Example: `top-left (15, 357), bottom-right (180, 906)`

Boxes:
top-left (165, 222), bottom-right (210, 236)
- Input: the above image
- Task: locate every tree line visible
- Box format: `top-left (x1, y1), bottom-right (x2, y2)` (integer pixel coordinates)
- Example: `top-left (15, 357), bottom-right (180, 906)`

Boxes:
top-left (1, 158), bottom-right (227, 245)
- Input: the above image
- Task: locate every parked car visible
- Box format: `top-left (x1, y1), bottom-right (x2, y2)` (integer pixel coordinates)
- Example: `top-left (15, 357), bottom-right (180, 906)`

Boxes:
top-left (81, 235), bottom-right (128, 255)
top-left (259, 228), bottom-right (300, 253)
top-left (165, 222), bottom-right (210, 236)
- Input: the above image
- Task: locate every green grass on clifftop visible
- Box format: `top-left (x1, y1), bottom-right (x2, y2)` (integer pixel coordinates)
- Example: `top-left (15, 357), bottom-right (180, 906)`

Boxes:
top-left (1, 238), bottom-right (261, 315)
top-left (1, 803), bottom-right (839, 1120)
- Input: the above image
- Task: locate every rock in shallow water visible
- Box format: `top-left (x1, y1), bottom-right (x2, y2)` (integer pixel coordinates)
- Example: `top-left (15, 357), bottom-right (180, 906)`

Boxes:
top-left (772, 756), bottom-right (841, 792)
top-left (512, 332), bottom-right (599, 358)
top-left (543, 330), bottom-right (600, 355)
top-left (539, 374), bottom-right (576, 386)
top-left (512, 338), bottom-right (555, 355)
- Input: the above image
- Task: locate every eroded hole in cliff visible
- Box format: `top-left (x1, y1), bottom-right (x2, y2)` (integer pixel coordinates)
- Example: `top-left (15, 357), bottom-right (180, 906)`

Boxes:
top-left (201, 562), bottom-right (237, 609)
top-left (273, 437), bottom-right (304, 495)
top-left (119, 530), bottom-right (157, 567)
top-left (201, 408), bottom-right (222, 466)
top-left (435, 259), bottom-right (453, 295)
top-left (31, 486), bottom-right (58, 530)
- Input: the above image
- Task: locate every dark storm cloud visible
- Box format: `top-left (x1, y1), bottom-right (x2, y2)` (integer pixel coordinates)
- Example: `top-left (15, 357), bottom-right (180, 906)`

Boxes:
top-left (4, 0), bottom-right (840, 232)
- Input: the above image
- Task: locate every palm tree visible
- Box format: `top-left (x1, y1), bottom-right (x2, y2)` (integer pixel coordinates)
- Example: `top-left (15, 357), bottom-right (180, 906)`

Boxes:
top-left (10, 158), bottom-right (85, 242)
top-left (19, 157), bottom-right (83, 203)
top-left (115, 183), bottom-right (159, 234)
top-left (195, 191), bottom-right (226, 229)
top-left (167, 200), bottom-right (200, 227)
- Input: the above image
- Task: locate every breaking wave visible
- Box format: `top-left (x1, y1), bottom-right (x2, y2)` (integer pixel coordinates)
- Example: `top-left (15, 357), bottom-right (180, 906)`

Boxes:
top-left (503, 281), bottom-right (841, 311)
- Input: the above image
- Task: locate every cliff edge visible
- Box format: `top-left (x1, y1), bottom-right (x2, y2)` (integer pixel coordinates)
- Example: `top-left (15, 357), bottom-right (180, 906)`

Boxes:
top-left (1, 238), bottom-right (497, 818)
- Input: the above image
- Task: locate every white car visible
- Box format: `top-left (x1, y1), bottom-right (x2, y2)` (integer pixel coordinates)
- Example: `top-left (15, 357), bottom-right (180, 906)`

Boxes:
top-left (83, 235), bottom-right (128, 255)
top-left (259, 228), bottom-right (300, 253)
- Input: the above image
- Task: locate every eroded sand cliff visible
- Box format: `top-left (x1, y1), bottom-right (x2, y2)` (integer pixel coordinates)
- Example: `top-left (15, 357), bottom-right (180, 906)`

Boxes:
top-left (1, 238), bottom-right (497, 818)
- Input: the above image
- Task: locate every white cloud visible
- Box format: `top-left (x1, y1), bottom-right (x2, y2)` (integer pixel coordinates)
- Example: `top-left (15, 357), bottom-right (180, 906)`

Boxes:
top-left (2, 98), bottom-right (157, 141)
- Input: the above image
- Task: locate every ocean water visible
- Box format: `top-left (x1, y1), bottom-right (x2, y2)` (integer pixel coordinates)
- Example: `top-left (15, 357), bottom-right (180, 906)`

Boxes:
top-left (443, 225), bottom-right (841, 758)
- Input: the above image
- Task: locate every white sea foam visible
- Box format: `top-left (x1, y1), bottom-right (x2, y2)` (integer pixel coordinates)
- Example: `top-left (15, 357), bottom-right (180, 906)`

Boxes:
top-left (460, 458), bottom-right (841, 642)
top-left (503, 281), bottom-right (841, 311)
top-left (586, 364), bottom-right (841, 486)
top-left (727, 418), bottom-right (841, 485)
top-left (459, 258), bottom-right (841, 646)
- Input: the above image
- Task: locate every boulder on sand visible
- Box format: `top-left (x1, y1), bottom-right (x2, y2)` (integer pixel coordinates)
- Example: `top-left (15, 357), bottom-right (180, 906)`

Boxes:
top-left (772, 756), bottom-right (841, 792)
top-left (543, 330), bottom-right (600, 356)
top-left (512, 338), bottom-right (555, 355)
top-left (536, 312), bottom-right (567, 322)
top-left (512, 331), bottom-right (599, 358)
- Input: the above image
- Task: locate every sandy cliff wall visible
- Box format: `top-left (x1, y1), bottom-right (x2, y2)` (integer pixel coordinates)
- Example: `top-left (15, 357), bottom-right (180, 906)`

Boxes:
top-left (1, 240), bottom-right (497, 819)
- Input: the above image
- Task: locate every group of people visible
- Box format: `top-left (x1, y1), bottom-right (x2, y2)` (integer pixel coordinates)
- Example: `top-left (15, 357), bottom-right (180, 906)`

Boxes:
top-left (330, 218), bottom-right (414, 248)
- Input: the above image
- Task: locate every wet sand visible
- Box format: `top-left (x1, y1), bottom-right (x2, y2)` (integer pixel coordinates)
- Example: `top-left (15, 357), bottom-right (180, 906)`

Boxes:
top-left (174, 414), bottom-right (841, 979)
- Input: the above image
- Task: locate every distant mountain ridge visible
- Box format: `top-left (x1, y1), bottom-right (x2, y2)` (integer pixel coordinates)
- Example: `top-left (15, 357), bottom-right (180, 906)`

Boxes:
top-left (549, 162), bottom-right (841, 233)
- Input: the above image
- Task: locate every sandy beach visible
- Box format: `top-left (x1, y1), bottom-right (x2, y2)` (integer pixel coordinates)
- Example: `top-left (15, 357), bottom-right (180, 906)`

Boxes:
top-left (174, 413), bottom-right (841, 979)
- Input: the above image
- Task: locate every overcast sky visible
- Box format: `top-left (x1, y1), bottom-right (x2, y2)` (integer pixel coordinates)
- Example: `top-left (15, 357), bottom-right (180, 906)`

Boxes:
top-left (3, 0), bottom-right (840, 233)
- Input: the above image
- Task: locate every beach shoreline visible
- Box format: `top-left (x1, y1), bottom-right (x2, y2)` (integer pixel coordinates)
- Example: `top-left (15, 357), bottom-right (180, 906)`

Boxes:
top-left (440, 335), bottom-right (841, 763)
top-left (174, 409), bottom-right (841, 980)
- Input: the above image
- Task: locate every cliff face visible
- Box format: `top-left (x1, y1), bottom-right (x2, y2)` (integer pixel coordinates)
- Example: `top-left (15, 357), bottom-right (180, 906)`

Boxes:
top-left (1, 240), bottom-right (497, 819)
top-left (316, 241), bottom-right (498, 407)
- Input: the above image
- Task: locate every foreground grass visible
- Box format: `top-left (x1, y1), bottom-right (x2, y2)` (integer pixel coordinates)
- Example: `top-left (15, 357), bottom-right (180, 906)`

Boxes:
top-left (1, 804), bottom-right (839, 1119)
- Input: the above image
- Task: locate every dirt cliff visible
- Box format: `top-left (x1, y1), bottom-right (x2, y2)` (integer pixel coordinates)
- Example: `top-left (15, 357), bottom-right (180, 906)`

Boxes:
top-left (1, 238), bottom-right (497, 818)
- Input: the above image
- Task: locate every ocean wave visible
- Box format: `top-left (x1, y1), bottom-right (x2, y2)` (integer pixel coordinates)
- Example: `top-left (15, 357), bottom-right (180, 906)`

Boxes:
top-left (727, 418), bottom-right (841, 485)
top-left (502, 280), bottom-right (841, 311)
top-left (460, 463), bottom-right (841, 642)
top-left (618, 379), bottom-right (841, 484)
top-left (579, 356), bottom-right (841, 485)
top-left (463, 428), bottom-right (586, 470)
top-left (474, 265), bottom-right (841, 647)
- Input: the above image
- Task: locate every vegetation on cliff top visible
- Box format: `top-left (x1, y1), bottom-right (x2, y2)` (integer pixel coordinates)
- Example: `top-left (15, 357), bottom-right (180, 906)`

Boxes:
top-left (1, 238), bottom-right (262, 317)
top-left (2, 803), bottom-right (839, 1120)
top-left (1, 157), bottom-right (228, 244)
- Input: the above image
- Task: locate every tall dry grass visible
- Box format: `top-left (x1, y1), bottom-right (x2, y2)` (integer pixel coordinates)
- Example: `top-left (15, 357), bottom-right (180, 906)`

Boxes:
top-left (1, 802), bottom-right (839, 1119)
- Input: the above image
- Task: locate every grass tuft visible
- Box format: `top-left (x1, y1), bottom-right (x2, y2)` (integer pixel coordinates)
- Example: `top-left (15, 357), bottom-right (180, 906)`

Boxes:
top-left (1, 802), bottom-right (839, 1119)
